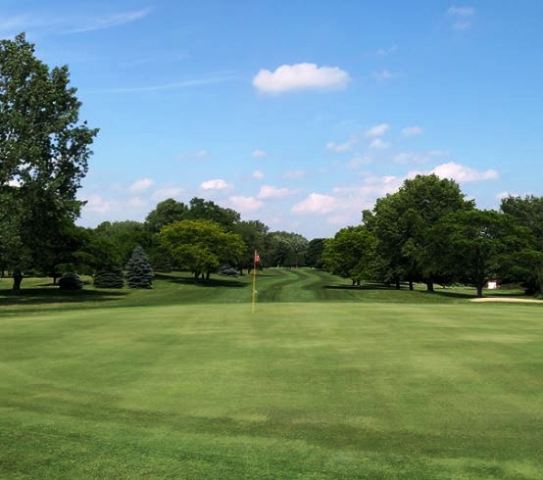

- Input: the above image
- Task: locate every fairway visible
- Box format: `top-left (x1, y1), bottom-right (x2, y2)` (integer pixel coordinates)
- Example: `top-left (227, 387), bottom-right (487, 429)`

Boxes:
top-left (1, 269), bottom-right (542, 479)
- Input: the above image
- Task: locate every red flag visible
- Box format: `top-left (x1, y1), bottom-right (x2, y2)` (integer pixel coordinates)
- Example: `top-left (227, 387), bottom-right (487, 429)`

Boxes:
top-left (254, 250), bottom-right (261, 265)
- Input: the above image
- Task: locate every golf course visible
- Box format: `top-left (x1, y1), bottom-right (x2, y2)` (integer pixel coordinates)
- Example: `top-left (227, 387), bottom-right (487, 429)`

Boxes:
top-left (1, 268), bottom-right (542, 479)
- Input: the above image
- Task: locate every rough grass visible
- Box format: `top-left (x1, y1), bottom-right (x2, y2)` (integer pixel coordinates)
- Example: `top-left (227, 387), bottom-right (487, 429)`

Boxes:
top-left (1, 269), bottom-right (542, 479)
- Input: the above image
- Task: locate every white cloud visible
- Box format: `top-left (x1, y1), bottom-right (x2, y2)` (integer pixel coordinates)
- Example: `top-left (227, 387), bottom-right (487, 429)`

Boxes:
top-left (326, 138), bottom-right (356, 153)
top-left (369, 138), bottom-right (390, 150)
top-left (228, 196), bottom-right (263, 213)
top-left (83, 194), bottom-right (113, 214)
top-left (292, 193), bottom-right (338, 214)
top-left (201, 178), bottom-right (231, 190)
top-left (447, 6), bottom-right (475, 16)
top-left (252, 170), bottom-right (264, 180)
top-left (252, 149), bottom-right (267, 158)
top-left (66, 8), bottom-right (153, 34)
top-left (401, 126), bottom-right (423, 137)
top-left (258, 185), bottom-right (291, 199)
top-left (365, 123), bottom-right (390, 138)
top-left (152, 186), bottom-right (184, 201)
top-left (410, 162), bottom-right (498, 183)
top-left (253, 63), bottom-right (350, 94)
top-left (496, 191), bottom-right (517, 200)
top-left (447, 5), bottom-right (475, 30)
top-left (129, 177), bottom-right (154, 192)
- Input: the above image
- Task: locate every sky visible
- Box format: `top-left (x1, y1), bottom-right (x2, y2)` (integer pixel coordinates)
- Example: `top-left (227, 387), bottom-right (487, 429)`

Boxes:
top-left (2, 0), bottom-right (543, 238)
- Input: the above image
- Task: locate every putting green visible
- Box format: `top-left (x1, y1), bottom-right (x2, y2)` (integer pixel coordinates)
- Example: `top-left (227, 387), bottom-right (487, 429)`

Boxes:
top-left (0, 269), bottom-right (542, 479)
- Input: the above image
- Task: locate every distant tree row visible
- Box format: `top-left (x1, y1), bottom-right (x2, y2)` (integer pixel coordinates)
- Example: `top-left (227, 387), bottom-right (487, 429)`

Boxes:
top-left (323, 175), bottom-right (543, 297)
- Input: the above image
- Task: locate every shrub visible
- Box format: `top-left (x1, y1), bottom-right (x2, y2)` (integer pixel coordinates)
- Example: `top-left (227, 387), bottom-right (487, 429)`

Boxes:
top-left (125, 246), bottom-right (153, 289)
top-left (58, 272), bottom-right (83, 291)
top-left (94, 268), bottom-right (124, 289)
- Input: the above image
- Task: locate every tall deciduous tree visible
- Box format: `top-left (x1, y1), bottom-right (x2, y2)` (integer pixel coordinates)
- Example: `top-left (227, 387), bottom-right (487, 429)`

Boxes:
top-left (323, 226), bottom-right (377, 285)
top-left (501, 195), bottom-right (543, 295)
top-left (431, 210), bottom-right (530, 297)
top-left (365, 174), bottom-right (473, 291)
top-left (0, 33), bottom-right (98, 290)
top-left (160, 220), bottom-right (245, 280)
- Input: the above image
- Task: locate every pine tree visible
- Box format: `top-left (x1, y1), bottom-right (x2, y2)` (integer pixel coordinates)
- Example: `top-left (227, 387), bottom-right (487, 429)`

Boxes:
top-left (94, 267), bottom-right (124, 289)
top-left (125, 246), bottom-right (153, 289)
top-left (58, 272), bottom-right (83, 290)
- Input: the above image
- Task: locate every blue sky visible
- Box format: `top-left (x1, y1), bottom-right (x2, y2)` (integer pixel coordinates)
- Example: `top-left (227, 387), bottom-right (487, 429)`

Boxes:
top-left (2, 1), bottom-right (542, 238)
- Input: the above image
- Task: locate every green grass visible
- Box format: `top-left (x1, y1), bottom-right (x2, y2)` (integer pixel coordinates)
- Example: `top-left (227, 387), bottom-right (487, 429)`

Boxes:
top-left (1, 269), bottom-right (542, 479)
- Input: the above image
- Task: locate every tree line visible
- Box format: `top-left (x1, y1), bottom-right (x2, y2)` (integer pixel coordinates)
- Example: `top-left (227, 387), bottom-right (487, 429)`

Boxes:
top-left (323, 175), bottom-right (543, 297)
top-left (1, 33), bottom-right (542, 297)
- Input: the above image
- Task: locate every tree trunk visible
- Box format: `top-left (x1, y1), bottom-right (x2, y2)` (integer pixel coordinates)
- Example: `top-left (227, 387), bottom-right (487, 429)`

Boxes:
top-left (206, 272), bottom-right (210, 281)
top-left (476, 284), bottom-right (484, 297)
top-left (426, 280), bottom-right (434, 293)
top-left (12, 268), bottom-right (23, 292)
top-left (409, 280), bottom-right (414, 291)
top-left (395, 278), bottom-right (401, 290)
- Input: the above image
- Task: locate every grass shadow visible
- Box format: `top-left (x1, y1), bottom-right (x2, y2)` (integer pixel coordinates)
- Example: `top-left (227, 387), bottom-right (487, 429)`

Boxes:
top-left (0, 287), bottom-right (127, 307)
top-left (155, 273), bottom-right (247, 288)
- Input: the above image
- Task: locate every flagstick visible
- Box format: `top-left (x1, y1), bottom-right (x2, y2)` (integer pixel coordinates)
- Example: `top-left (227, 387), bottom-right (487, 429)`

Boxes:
top-left (251, 250), bottom-right (257, 313)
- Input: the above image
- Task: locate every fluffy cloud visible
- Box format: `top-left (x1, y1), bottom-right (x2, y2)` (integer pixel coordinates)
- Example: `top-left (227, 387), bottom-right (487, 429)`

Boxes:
top-left (252, 149), bottom-right (267, 158)
top-left (401, 125), bottom-right (423, 137)
top-left (292, 175), bottom-right (403, 222)
top-left (200, 178), bottom-right (231, 190)
top-left (369, 138), bottom-right (390, 150)
top-left (292, 193), bottom-right (338, 214)
top-left (409, 162), bottom-right (498, 183)
top-left (431, 162), bottom-right (498, 182)
top-left (129, 177), bottom-right (154, 192)
top-left (253, 63), bottom-right (350, 94)
top-left (364, 123), bottom-right (390, 138)
top-left (83, 194), bottom-right (113, 214)
top-left (258, 185), bottom-right (291, 199)
top-left (228, 195), bottom-right (263, 213)
top-left (252, 170), bottom-right (264, 180)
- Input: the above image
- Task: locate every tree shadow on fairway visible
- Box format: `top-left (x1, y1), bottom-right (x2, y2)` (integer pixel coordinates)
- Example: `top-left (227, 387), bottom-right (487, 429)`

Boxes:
top-left (324, 283), bottom-right (396, 291)
top-left (0, 287), bottom-right (127, 307)
top-left (155, 273), bottom-right (247, 288)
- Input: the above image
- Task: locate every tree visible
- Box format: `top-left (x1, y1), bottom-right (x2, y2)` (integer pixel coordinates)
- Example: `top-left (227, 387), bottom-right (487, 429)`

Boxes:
top-left (501, 195), bottom-right (543, 295)
top-left (94, 267), bottom-right (124, 289)
top-left (306, 238), bottom-right (327, 268)
top-left (186, 198), bottom-right (240, 229)
top-left (323, 226), bottom-right (377, 285)
top-left (268, 232), bottom-right (308, 268)
top-left (94, 221), bottom-right (152, 264)
top-left (160, 220), bottom-right (245, 280)
top-left (431, 210), bottom-right (530, 297)
top-left (145, 199), bottom-right (188, 233)
top-left (125, 246), bottom-right (154, 289)
top-left (233, 220), bottom-right (269, 273)
top-left (0, 33), bottom-right (98, 290)
top-left (365, 174), bottom-right (473, 291)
